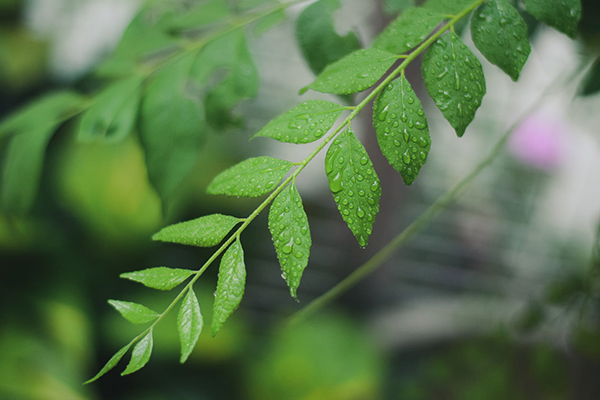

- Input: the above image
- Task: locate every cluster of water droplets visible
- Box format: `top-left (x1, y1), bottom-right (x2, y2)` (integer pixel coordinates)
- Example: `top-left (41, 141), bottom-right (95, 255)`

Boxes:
top-left (152, 213), bottom-right (240, 248)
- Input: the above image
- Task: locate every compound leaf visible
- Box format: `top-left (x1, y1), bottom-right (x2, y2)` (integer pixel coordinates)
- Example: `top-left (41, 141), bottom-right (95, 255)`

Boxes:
top-left (84, 342), bottom-right (133, 384)
top-left (152, 214), bottom-right (241, 247)
top-left (296, 0), bottom-right (361, 76)
top-left (302, 49), bottom-right (397, 95)
top-left (373, 7), bottom-right (445, 55)
top-left (373, 76), bottom-right (431, 185)
top-left (139, 53), bottom-right (206, 204)
top-left (523, 0), bottom-right (581, 38)
top-left (253, 100), bottom-right (345, 144)
top-left (212, 239), bottom-right (246, 336)
top-left (79, 77), bottom-right (143, 143)
top-left (268, 183), bottom-right (311, 299)
top-left (122, 331), bottom-right (153, 375)
top-left (325, 129), bottom-right (381, 247)
top-left (422, 32), bottom-right (486, 137)
top-left (178, 288), bottom-right (203, 363)
top-left (207, 156), bottom-right (292, 197)
top-left (470, 0), bottom-right (531, 81)
top-left (120, 267), bottom-right (195, 291)
top-left (108, 300), bottom-right (159, 324)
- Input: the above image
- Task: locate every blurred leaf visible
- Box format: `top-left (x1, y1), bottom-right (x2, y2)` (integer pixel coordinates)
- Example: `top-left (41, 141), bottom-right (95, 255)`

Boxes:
top-left (212, 239), bottom-right (246, 336)
top-left (579, 56), bottom-right (600, 96)
top-left (544, 275), bottom-right (586, 304)
top-left (302, 49), bottom-right (397, 95)
top-left (253, 100), bottom-right (345, 144)
top-left (254, 9), bottom-right (286, 35)
top-left (108, 300), bottom-right (159, 324)
top-left (523, 0), bottom-right (581, 38)
top-left (296, 0), bottom-right (361, 76)
top-left (512, 301), bottom-right (546, 334)
top-left (122, 331), bottom-right (154, 375)
top-left (165, 0), bottom-right (230, 31)
top-left (383, 0), bottom-right (415, 15)
top-left (268, 183), bottom-right (311, 299)
top-left (207, 156), bottom-right (292, 197)
top-left (85, 342), bottom-right (132, 384)
top-left (470, 0), bottom-right (531, 81)
top-left (152, 214), bottom-right (241, 247)
top-left (178, 288), bottom-right (203, 363)
top-left (139, 53), bottom-right (206, 204)
top-left (0, 27), bottom-right (48, 91)
top-left (79, 77), bottom-right (143, 143)
top-left (120, 267), bottom-right (195, 291)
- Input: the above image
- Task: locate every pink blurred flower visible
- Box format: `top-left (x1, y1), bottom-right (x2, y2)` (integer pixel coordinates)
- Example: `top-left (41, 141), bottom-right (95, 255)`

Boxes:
top-left (508, 114), bottom-right (565, 171)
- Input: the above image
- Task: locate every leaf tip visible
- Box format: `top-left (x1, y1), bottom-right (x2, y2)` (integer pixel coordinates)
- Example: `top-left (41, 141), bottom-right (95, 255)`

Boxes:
top-left (299, 86), bottom-right (309, 95)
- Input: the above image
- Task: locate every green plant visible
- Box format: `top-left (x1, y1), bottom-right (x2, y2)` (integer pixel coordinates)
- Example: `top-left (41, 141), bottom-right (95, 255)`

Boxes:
top-left (0, 0), bottom-right (591, 383)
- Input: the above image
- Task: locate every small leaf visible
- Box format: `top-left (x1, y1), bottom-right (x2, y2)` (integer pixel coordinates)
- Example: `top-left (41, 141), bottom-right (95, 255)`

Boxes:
top-left (372, 7), bottom-right (445, 55)
top-left (253, 100), bottom-right (345, 144)
top-left (212, 239), bottom-right (246, 336)
top-left (523, 0), bottom-right (581, 38)
top-left (152, 214), bottom-right (241, 247)
top-left (178, 288), bottom-right (203, 363)
top-left (122, 331), bottom-right (153, 375)
top-left (296, 0), bottom-right (361, 76)
top-left (84, 342), bottom-right (132, 384)
top-left (422, 32), bottom-right (486, 137)
top-left (120, 267), bottom-right (195, 291)
top-left (108, 300), bottom-right (159, 324)
top-left (302, 49), bottom-right (397, 95)
top-left (373, 76), bottom-right (431, 185)
top-left (470, 0), bottom-right (531, 81)
top-left (268, 183), bottom-right (311, 299)
top-left (325, 128), bottom-right (381, 247)
top-left (207, 156), bottom-right (292, 197)
top-left (139, 53), bottom-right (206, 203)
top-left (79, 77), bottom-right (143, 143)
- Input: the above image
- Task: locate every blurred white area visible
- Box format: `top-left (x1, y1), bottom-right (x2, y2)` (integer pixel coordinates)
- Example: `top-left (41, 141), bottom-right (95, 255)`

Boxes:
top-left (24, 0), bottom-right (139, 80)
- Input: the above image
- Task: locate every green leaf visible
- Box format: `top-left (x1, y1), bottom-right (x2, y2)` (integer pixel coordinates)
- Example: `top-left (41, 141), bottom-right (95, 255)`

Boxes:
top-left (423, 0), bottom-right (475, 15)
top-left (152, 214), bottom-right (241, 247)
top-left (301, 49), bottom-right (397, 95)
top-left (79, 77), bottom-right (143, 143)
top-left (372, 7), bottom-right (445, 55)
top-left (212, 238), bottom-right (246, 336)
top-left (296, 0), bottom-right (361, 76)
top-left (373, 76), bottom-right (431, 185)
top-left (178, 288), bottom-right (203, 363)
top-left (325, 128), bottom-right (381, 247)
top-left (383, 0), bottom-right (415, 15)
top-left (139, 53), bottom-right (206, 203)
top-left (253, 100), bottom-right (345, 144)
top-left (0, 90), bottom-right (83, 139)
top-left (166, 0), bottom-right (230, 31)
top-left (1, 91), bottom-right (83, 215)
top-left (108, 300), bottom-right (159, 324)
top-left (268, 183), bottom-right (311, 299)
top-left (422, 32), bottom-right (486, 137)
top-left (470, 0), bottom-right (531, 81)
top-left (207, 156), bottom-right (292, 197)
top-left (254, 9), bottom-right (286, 35)
top-left (122, 331), bottom-right (153, 375)
top-left (120, 267), bottom-right (195, 291)
top-left (523, 0), bottom-right (581, 38)
top-left (580, 57), bottom-right (600, 96)
top-left (84, 342), bottom-right (133, 384)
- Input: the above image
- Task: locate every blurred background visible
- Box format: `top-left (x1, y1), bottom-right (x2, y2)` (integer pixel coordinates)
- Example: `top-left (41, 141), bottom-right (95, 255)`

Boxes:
top-left (1, 0), bottom-right (600, 399)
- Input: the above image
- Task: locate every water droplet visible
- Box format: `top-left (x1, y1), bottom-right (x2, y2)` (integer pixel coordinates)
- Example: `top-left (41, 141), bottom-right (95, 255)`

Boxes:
top-left (329, 172), bottom-right (343, 193)
top-left (360, 156), bottom-right (368, 165)
top-left (370, 181), bottom-right (380, 192)
top-left (378, 104), bottom-right (390, 122)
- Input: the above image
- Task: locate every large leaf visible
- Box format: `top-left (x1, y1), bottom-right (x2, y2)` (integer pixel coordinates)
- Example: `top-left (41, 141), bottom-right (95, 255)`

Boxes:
top-left (373, 76), bottom-right (431, 185)
top-left (372, 7), bottom-right (445, 55)
top-left (422, 32), bottom-right (486, 137)
top-left (108, 300), bottom-right (159, 324)
top-left (523, 0), bottom-right (581, 38)
top-left (139, 53), bottom-right (206, 203)
top-left (268, 183), bottom-right (311, 299)
top-left (470, 0), bottom-right (531, 81)
top-left (178, 288), bottom-right (203, 363)
top-left (122, 331), bottom-right (153, 375)
top-left (120, 267), bottom-right (195, 291)
top-left (152, 214), bottom-right (241, 247)
top-left (212, 239), bottom-right (246, 336)
top-left (301, 49), bottom-right (397, 95)
top-left (253, 100), bottom-right (345, 144)
top-left (84, 342), bottom-right (133, 384)
top-left (296, 0), bottom-right (361, 76)
top-left (207, 156), bottom-right (292, 197)
top-left (1, 91), bottom-right (83, 214)
top-left (325, 129), bottom-right (381, 247)
top-left (79, 77), bottom-right (143, 143)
